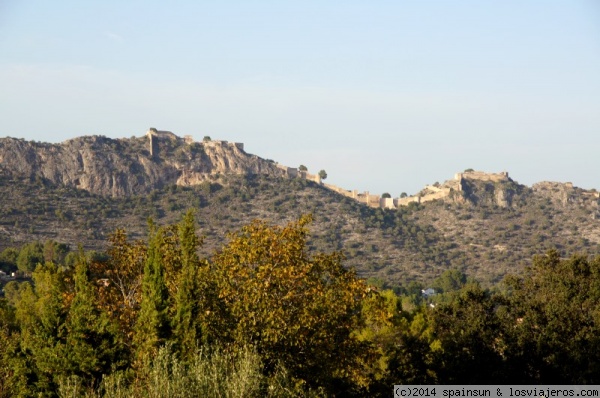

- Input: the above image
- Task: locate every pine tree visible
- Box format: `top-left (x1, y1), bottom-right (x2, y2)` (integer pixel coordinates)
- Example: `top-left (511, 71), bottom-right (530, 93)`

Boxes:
top-left (18, 261), bottom-right (67, 393)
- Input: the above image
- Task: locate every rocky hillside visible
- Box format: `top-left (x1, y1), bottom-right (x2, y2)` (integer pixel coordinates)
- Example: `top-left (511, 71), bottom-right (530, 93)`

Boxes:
top-left (1, 132), bottom-right (599, 288)
top-left (0, 132), bottom-right (285, 197)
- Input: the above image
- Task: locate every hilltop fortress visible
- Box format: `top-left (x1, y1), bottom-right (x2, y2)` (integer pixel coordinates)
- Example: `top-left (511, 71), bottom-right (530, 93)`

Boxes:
top-left (273, 157), bottom-right (511, 209)
top-left (146, 128), bottom-right (244, 156)
top-left (146, 129), bottom-right (512, 209)
top-left (311, 169), bottom-right (511, 209)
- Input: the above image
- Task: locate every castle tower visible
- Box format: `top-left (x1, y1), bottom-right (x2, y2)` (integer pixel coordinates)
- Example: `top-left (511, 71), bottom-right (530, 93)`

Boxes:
top-left (147, 128), bottom-right (158, 157)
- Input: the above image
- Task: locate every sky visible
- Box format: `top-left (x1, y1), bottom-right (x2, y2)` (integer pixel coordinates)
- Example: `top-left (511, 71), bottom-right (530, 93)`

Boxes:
top-left (1, 1), bottom-right (599, 195)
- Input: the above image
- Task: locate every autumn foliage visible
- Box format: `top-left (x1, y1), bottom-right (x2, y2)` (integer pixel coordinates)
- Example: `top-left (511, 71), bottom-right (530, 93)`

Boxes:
top-left (2, 211), bottom-right (600, 397)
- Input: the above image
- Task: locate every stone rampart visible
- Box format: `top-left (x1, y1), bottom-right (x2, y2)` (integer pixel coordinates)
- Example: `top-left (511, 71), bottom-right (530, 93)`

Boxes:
top-left (424, 185), bottom-right (443, 193)
top-left (276, 164), bottom-right (299, 178)
top-left (323, 183), bottom-right (355, 199)
top-left (455, 171), bottom-right (509, 183)
top-left (419, 189), bottom-right (451, 203)
top-left (298, 171), bottom-right (321, 184)
top-left (144, 129), bottom-right (512, 211)
top-left (380, 197), bottom-right (396, 209)
top-left (396, 196), bottom-right (420, 206)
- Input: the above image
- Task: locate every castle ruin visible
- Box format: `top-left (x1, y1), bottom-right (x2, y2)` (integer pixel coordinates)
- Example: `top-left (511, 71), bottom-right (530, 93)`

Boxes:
top-left (145, 128), bottom-right (511, 210)
top-left (146, 128), bottom-right (244, 158)
top-left (314, 170), bottom-right (511, 210)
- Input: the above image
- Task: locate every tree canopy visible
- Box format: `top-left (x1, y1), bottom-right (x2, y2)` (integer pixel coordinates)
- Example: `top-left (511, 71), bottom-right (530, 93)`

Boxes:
top-left (1, 213), bottom-right (600, 395)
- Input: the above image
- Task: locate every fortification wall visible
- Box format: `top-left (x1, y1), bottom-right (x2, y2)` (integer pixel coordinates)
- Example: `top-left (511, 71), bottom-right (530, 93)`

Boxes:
top-left (297, 171), bottom-right (321, 184)
top-left (142, 129), bottom-right (511, 211)
top-left (455, 171), bottom-right (509, 183)
top-left (323, 183), bottom-right (355, 199)
top-left (201, 140), bottom-right (244, 152)
top-left (231, 142), bottom-right (244, 151)
top-left (354, 194), bottom-right (368, 205)
top-left (419, 189), bottom-right (451, 203)
top-left (380, 197), bottom-right (396, 209)
top-left (147, 132), bottom-right (158, 157)
top-left (424, 185), bottom-right (443, 193)
top-left (397, 196), bottom-right (420, 206)
top-left (366, 193), bottom-right (380, 208)
top-left (276, 164), bottom-right (299, 178)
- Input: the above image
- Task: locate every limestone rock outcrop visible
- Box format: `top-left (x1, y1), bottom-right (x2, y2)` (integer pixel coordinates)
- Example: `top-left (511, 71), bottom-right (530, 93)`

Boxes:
top-left (0, 134), bottom-right (285, 197)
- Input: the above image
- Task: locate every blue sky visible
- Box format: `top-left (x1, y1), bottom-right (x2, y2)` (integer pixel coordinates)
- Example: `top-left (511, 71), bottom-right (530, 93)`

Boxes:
top-left (1, 1), bottom-right (599, 195)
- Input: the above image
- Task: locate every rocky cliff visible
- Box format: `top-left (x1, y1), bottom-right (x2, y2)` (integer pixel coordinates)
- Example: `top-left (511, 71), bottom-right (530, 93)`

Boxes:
top-left (0, 134), bottom-right (285, 197)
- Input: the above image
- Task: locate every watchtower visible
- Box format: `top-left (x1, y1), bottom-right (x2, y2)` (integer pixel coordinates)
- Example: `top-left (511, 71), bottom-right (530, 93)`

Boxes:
top-left (147, 128), bottom-right (158, 157)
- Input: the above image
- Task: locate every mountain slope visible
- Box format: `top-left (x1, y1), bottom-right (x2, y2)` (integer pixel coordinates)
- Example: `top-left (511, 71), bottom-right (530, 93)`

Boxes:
top-left (1, 133), bottom-right (599, 287)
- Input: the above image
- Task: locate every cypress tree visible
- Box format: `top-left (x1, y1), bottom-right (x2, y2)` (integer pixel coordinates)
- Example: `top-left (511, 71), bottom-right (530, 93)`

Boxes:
top-left (64, 249), bottom-right (123, 386)
top-left (134, 222), bottom-right (170, 363)
top-left (172, 210), bottom-right (202, 359)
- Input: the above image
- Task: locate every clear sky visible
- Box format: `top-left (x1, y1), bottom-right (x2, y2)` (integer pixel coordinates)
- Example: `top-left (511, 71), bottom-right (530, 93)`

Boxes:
top-left (1, 1), bottom-right (599, 195)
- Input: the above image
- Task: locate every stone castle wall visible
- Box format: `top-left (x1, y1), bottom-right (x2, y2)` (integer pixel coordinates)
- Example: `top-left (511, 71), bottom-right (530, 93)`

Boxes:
top-left (455, 171), bottom-right (509, 183)
top-left (147, 129), bottom-right (244, 156)
top-left (145, 129), bottom-right (511, 211)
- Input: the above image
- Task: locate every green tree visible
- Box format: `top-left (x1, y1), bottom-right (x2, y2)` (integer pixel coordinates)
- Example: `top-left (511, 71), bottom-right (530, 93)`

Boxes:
top-left (430, 283), bottom-right (507, 383)
top-left (63, 250), bottom-right (124, 387)
top-left (17, 241), bottom-right (44, 272)
top-left (172, 210), bottom-right (204, 360)
top-left (318, 169), bottom-right (327, 180)
top-left (134, 221), bottom-right (170, 363)
top-left (13, 261), bottom-right (68, 393)
top-left (432, 269), bottom-right (467, 294)
top-left (299, 165), bottom-right (308, 171)
top-left (354, 289), bottom-right (435, 391)
top-left (43, 240), bottom-right (70, 265)
top-left (0, 247), bottom-right (18, 272)
top-left (382, 193), bottom-right (391, 199)
top-left (503, 250), bottom-right (600, 383)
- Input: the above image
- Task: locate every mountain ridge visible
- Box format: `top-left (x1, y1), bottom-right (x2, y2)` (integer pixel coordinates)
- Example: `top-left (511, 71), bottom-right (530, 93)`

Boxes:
top-left (1, 130), bottom-right (596, 206)
top-left (1, 130), bottom-right (599, 287)
top-left (0, 130), bottom-right (288, 197)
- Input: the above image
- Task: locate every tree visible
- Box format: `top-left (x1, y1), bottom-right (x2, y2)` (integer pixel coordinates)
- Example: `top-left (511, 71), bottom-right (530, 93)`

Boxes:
top-left (172, 210), bottom-right (204, 360)
top-left (299, 165), bottom-right (308, 171)
top-left (134, 222), bottom-right (170, 363)
top-left (400, 192), bottom-right (408, 198)
top-left (13, 261), bottom-right (68, 393)
top-left (318, 169), bottom-right (327, 180)
top-left (430, 283), bottom-right (507, 383)
top-left (0, 247), bottom-right (18, 272)
top-left (432, 269), bottom-right (467, 294)
top-left (382, 193), bottom-right (391, 199)
top-left (503, 250), bottom-right (600, 383)
top-left (63, 250), bottom-right (124, 386)
top-left (94, 229), bottom-right (147, 344)
top-left (16, 242), bottom-right (44, 272)
top-left (210, 215), bottom-right (371, 393)
top-left (203, 136), bottom-right (211, 142)
top-left (354, 289), bottom-right (435, 390)
top-left (43, 240), bottom-right (70, 265)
